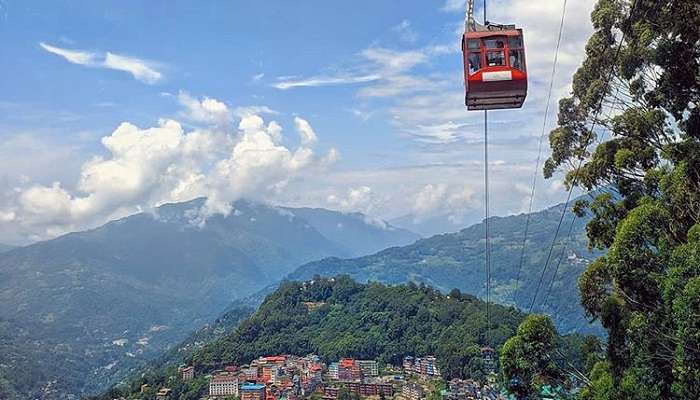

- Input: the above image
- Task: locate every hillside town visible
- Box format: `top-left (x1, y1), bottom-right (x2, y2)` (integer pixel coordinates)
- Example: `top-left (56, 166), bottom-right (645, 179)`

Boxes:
top-left (137, 354), bottom-right (506, 400)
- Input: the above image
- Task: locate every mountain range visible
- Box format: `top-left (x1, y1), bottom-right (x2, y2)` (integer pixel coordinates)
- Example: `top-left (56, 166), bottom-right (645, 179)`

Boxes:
top-left (143, 199), bottom-right (602, 390)
top-left (0, 243), bottom-right (14, 253)
top-left (0, 198), bottom-right (418, 400)
top-left (288, 201), bottom-right (600, 335)
top-left (90, 276), bottom-right (596, 400)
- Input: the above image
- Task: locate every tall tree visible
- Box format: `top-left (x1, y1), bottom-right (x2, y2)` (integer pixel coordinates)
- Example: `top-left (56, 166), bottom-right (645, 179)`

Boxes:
top-left (544, 0), bottom-right (700, 398)
top-left (500, 315), bottom-right (562, 399)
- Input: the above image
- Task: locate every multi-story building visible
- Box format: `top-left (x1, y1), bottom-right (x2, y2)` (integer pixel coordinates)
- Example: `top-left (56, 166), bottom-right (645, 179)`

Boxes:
top-left (403, 382), bottom-right (426, 400)
top-left (403, 356), bottom-right (440, 377)
top-left (328, 362), bottom-right (339, 380)
top-left (403, 356), bottom-right (415, 372)
top-left (240, 383), bottom-right (266, 400)
top-left (345, 382), bottom-right (394, 397)
top-left (179, 366), bottom-right (194, 381)
top-left (243, 366), bottom-right (259, 381)
top-left (210, 373), bottom-right (239, 397)
top-left (356, 360), bottom-right (379, 377)
top-left (337, 358), bottom-right (362, 381)
top-left (420, 356), bottom-right (440, 376)
top-left (323, 387), bottom-right (340, 400)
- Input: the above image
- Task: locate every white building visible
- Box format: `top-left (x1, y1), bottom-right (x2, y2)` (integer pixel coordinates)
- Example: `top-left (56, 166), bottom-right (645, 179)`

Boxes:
top-left (357, 360), bottom-right (379, 377)
top-left (209, 373), bottom-right (239, 397)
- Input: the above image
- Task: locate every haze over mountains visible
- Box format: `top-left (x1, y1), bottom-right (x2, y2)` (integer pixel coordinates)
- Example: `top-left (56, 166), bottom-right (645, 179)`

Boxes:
top-left (289, 200), bottom-right (599, 335)
top-left (0, 243), bottom-right (14, 253)
top-left (0, 198), bottom-right (418, 400)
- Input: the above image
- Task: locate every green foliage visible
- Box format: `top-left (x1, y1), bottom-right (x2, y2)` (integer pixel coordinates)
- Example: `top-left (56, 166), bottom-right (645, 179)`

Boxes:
top-left (500, 315), bottom-right (563, 399)
top-left (543, 0), bottom-right (700, 398)
top-left (0, 199), bottom-right (417, 399)
top-left (193, 276), bottom-right (523, 374)
top-left (290, 201), bottom-right (604, 336)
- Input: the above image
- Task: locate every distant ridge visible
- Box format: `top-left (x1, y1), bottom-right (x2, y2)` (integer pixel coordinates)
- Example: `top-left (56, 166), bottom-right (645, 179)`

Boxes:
top-left (0, 198), bottom-right (417, 400)
top-left (289, 200), bottom-right (602, 335)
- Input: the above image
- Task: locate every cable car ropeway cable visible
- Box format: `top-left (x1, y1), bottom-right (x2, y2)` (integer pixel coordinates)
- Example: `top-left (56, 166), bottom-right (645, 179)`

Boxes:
top-left (527, 0), bottom-right (643, 315)
top-left (511, 0), bottom-right (568, 307)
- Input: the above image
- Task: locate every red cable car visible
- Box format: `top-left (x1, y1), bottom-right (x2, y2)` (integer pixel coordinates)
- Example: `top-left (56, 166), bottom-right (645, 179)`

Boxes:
top-left (462, 24), bottom-right (527, 111)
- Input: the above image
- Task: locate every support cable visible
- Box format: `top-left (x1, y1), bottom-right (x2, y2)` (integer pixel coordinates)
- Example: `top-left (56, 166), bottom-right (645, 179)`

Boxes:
top-left (512, 0), bottom-right (569, 306)
top-left (527, 0), bottom-right (642, 314)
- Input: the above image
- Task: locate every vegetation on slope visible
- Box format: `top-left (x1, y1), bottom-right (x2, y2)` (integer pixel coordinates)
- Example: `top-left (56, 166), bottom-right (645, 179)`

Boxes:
top-left (94, 276), bottom-right (598, 400)
top-left (0, 199), bottom-right (416, 400)
top-left (530, 0), bottom-right (700, 398)
top-left (289, 202), bottom-right (601, 335)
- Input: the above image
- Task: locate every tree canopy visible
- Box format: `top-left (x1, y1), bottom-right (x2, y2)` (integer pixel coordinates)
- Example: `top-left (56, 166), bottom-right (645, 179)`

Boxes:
top-left (544, 0), bottom-right (700, 398)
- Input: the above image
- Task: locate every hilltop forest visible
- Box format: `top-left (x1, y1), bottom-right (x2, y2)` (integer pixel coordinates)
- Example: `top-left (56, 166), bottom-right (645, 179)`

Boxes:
top-left (92, 277), bottom-right (598, 400)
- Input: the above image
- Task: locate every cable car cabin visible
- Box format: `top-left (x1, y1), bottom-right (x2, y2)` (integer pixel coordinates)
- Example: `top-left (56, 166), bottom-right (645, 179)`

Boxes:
top-left (462, 25), bottom-right (527, 111)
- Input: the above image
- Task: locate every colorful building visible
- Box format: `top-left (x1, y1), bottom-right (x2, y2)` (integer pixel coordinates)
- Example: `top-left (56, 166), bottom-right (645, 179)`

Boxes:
top-left (179, 366), bottom-right (194, 381)
top-left (356, 360), bottom-right (379, 377)
top-left (210, 373), bottom-right (239, 397)
top-left (241, 383), bottom-right (266, 400)
top-left (403, 382), bottom-right (426, 400)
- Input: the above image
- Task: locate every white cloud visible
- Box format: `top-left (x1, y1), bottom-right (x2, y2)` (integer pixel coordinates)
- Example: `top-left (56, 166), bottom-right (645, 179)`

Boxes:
top-left (233, 106), bottom-right (279, 118)
top-left (39, 42), bottom-right (96, 65)
top-left (178, 92), bottom-right (232, 125)
top-left (392, 20), bottom-right (419, 43)
top-left (272, 74), bottom-right (381, 90)
top-left (0, 100), bottom-right (337, 242)
top-left (294, 117), bottom-right (318, 146)
top-left (103, 52), bottom-right (162, 84)
top-left (327, 186), bottom-right (375, 214)
top-left (39, 42), bottom-right (164, 84)
top-left (412, 183), bottom-right (475, 219)
top-left (441, 0), bottom-right (465, 12)
top-left (361, 48), bottom-right (427, 74)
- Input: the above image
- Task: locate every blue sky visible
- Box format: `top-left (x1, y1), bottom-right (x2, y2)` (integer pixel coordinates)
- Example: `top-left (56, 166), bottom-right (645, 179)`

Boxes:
top-left (0, 0), bottom-right (596, 243)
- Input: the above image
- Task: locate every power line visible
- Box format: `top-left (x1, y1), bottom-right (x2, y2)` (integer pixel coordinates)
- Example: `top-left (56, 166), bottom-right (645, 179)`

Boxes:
top-left (527, 0), bottom-right (643, 314)
top-left (512, 0), bottom-right (569, 307)
top-left (484, 109), bottom-right (491, 346)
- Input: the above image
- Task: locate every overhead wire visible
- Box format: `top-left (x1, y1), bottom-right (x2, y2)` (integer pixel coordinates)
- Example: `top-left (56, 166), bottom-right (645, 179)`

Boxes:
top-left (527, 0), bottom-right (643, 314)
top-left (511, 0), bottom-right (569, 307)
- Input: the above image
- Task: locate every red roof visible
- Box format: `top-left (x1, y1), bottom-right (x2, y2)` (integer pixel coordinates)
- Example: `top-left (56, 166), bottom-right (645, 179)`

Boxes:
top-left (263, 356), bottom-right (287, 362)
top-left (340, 359), bottom-right (354, 367)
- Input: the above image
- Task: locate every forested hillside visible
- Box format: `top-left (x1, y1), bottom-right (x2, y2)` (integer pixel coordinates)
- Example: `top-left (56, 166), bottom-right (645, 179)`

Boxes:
top-left (92, 277), bottom-right (595, 400)
top-left (0, 198), bottom-right (417, 400)
top-left (290, 201), bottom-right (600, 335)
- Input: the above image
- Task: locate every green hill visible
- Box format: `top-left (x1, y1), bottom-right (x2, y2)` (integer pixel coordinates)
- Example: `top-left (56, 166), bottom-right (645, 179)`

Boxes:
top-left (0, 199), bottom-right (417, 400)
top-left (288, 201), bottom-right (602, 335)
top-left (92, 276), bottom-right (595, 400)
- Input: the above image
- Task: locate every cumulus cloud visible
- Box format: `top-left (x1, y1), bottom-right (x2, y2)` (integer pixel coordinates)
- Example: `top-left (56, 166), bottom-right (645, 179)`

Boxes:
top-left (0, 103), bottom-right (337, 241)
top-left (39, 42), bottom-right (163, 84)
top-left (178, 92), bottom-right (232, 125)
top-left (327, 186), bottom-right (376, 214)
top-left (412, 183), bottom-right (475, 220)
top-left (294, 117), bottom-right (318, 146)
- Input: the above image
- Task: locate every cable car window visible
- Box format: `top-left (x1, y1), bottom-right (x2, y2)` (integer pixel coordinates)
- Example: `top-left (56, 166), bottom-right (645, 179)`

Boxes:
top-left (509, 50), bottom-right (524, 70)
top-left (508, 36), bottom-right (523, 49)
top-left (484, 38), bottom-right (505, 49)
top-left (468, 52), bottom-right (481, 74)
top-left (487, 51), bottom-right (505, 66)
top-left (467, 40), bottom-right (480, 50)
